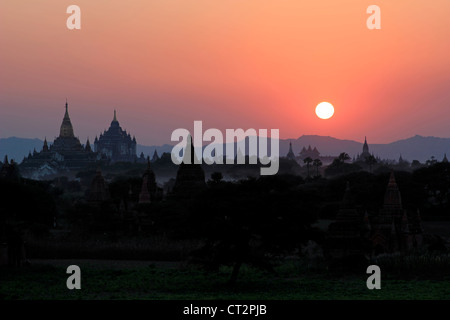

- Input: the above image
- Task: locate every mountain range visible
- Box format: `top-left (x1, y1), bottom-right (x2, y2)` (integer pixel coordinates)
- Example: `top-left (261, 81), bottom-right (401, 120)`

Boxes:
top-left (284, 135), bottom-right (450, 163)
top-left (1, 135), bottom-right (449, 164)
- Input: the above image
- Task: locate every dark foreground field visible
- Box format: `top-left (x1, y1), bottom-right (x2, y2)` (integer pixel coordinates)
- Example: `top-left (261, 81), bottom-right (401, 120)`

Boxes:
top-left (1, 260), bottom-right (449, 300)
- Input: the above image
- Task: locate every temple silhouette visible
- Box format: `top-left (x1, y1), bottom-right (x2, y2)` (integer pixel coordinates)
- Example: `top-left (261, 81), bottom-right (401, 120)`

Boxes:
top-left (138, 157), bottom-right (163, 203)
top-left (94, 110), bottom-right (137, 163)
top-left (326, 172), bottom-right (423, 262)
top-left (19, 101), bottom-right (138, 179)
top-left (284, 141), bottom-right (336, 165)
top-left (172, 136), bottom-right (206, 196)
top-left (355, 136), bottom-right (374, 162)
top-left (285, 137), bottom-right (381, 166)
top-left (20, 101), bottom-right (99, 179)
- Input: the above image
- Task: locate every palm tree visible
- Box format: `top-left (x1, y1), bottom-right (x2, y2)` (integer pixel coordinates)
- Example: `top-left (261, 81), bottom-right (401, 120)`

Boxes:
top-left (303, 157), bottom-right (313, 177)
top-left (426, 156), bottom-right (437, 166)
top-left (338, 152), bottom-right (350, 164)
top-left (313, 159), bottom-right (322, 177)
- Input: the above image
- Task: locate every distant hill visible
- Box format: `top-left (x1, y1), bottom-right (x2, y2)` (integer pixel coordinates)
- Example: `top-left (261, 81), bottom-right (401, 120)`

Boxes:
top-left (281, 135), bottom-right (450, 163)
top-left (136, 144), bottom-right (174, 159)
top-left (282, 135), bottom-right (362, 158)
top-left (1, 135), bottom-right (449, 164)
top-left (369, 135), bottom-right (450, 163)
top-left (0, 137), bottom-right (46, 162)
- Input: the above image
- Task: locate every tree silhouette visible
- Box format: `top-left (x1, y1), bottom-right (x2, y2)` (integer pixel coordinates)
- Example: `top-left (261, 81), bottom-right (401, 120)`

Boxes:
top-left (325, 153), bottom-right (361, 177)
top-left (180, 175), bottom-right (318, 284)
top-left (209, 172), bottom-right (223, 184)
top-left (338, 152), bottom-right (350, 163)
top-left (426, 156), bottom-right (437, 166)
top-left (411, 160), bottom-right (422, 168)
top-left (313, 159), bottom-right (322, 177)
top-left (303, 157), bottom-right (313, 177)
top-left (413, 162), bottom-right (450, 216)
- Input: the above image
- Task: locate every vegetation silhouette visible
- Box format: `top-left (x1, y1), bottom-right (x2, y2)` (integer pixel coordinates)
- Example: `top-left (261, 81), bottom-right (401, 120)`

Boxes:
top-left (2, 157), bottom-right (450, 284)
top-left (167, 174), bottom-right (321, 284)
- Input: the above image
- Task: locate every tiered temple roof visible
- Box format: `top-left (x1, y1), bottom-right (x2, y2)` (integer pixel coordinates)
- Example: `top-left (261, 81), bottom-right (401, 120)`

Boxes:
top-left (299, 145), bottom-right (320, 160)
top-left (20, 101), bottom-right (98, 179)
top-left (94, 110), bottom-right (137, 162)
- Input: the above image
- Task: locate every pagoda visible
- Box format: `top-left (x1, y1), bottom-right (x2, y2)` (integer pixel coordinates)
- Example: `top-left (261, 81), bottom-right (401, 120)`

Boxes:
top-left (94, 110), bottom-right (137, 162)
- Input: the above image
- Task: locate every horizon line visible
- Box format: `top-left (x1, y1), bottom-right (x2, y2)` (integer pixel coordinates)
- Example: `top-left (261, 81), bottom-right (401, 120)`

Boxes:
top-left (1, 133), bottom-right (449, 147)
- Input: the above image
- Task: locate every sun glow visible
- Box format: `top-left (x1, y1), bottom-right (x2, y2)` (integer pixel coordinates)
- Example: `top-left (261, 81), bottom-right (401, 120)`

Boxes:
top-left (315, 102), bottom-right (334, 120)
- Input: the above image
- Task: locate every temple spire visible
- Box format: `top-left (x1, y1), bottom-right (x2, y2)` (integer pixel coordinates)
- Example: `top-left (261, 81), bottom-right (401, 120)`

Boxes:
top-left (286, 140), bottom-right (295, 160)
top-left (383, 171), bottom-right (402, 208)
top-left (43, 137), bottom-right (49, 152)
top-left (85, 138), bottom-right (92, 152)
top-left (181, 135), bottom-right (200, 164)
top-left (388, 171), bottom-right (397, 187)
top-left (152, 149), bottom-right (160, 162)
top-left (65, 99), bottom-right (69, 116)
top-left (60, 100), bottom-right (74, 138)
top-left (362, 136), bottom-right (369, 154)
top-left (111, 109), bottom-right (119, 126)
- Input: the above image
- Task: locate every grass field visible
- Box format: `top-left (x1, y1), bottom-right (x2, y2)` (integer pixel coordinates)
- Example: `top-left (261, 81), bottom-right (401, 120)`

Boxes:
top-left (1, 260), bottom-right (449, 300)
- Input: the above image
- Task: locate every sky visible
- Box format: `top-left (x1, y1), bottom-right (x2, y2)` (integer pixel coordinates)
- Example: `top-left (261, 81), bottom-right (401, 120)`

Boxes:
top-left (1, 0), bottom-right (449, 146)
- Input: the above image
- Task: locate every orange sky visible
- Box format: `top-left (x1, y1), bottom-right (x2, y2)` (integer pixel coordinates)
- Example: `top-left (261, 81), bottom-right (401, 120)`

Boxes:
top-left (1, 0), bottom-right (449, 145)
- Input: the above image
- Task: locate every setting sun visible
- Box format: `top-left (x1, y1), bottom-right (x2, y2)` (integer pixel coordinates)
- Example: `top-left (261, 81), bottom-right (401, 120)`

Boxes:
top-left (315, 102), bottom-right (334, 120)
